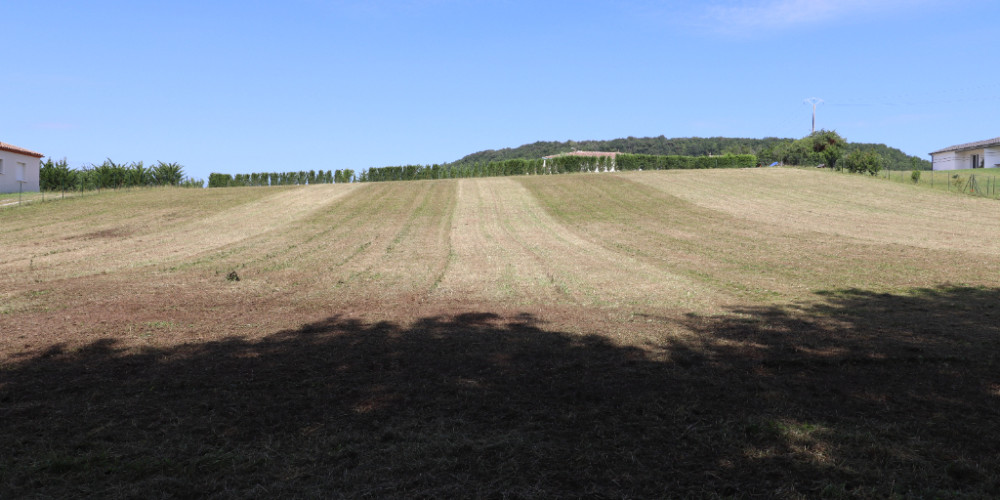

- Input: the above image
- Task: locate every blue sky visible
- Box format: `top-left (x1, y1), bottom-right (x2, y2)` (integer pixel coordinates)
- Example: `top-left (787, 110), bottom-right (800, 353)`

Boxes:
top-left (4, 0), bottom-right (999, 181)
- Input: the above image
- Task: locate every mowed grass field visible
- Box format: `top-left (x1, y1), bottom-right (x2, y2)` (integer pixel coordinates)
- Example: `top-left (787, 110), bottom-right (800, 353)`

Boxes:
top-left (867, 166), bottom-right (1000, 198)
top-left (2, 169), bottom-right (999, 498)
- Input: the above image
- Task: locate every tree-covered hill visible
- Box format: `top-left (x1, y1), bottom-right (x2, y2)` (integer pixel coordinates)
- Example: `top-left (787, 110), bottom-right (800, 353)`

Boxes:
top-left (451, 136), bottom-right (931, 170)
top-left (840, 142), bottom-right (931, 170)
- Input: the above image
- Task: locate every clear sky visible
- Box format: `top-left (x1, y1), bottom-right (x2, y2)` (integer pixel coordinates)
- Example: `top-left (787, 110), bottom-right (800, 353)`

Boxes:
top-left (4, 0), bottom-right (999, 181)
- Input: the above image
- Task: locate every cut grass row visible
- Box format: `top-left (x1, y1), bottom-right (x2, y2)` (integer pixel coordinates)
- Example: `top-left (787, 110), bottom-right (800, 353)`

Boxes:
top-left (521, 171), bottom-right (999, 301)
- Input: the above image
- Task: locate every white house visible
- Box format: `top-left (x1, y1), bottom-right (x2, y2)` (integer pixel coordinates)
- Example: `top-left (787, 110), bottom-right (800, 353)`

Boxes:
top-left (0, 141), bottom-right (44, 193)
top-left (542, 151), bottom-right (618, 172)
top-left (930, 137), bottom-right (1000, 171)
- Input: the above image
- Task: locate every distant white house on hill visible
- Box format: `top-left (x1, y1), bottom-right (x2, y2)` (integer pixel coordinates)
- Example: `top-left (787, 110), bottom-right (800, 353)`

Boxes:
top-left (542, 151), bottom-right (618, 171)
top-left (0, 141), bottom-right (44, 193)
top-left (930, 137), bottom-right (1000, 171)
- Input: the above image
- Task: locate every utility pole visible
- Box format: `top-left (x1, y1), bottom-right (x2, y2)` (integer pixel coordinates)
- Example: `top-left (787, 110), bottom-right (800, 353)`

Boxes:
top-left (804, 97), bottom-right (823, 134)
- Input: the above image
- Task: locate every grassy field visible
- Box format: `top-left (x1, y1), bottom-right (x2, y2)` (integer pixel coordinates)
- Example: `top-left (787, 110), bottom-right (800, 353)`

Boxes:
top-left (2, 169), bottom-right (999, 498)
top-left (862, 166), bottom-right (1000, 198)
top-left (0, 189), bottom-right (83, 208)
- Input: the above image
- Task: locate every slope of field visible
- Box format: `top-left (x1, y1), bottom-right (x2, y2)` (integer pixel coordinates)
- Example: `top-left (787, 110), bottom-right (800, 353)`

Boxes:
top-left (2, 170), bottom-right (999, 498)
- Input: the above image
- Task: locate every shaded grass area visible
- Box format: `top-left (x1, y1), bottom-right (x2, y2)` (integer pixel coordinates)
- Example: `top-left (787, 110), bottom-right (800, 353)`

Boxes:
top-left (3, 287), bottom-right (998, 498)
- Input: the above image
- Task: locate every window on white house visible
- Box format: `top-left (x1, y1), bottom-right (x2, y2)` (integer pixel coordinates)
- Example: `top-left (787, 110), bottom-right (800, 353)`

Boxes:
top-left (17, 162), bottom-right (26, 181)
top-left (0, 158), bottom-right (4, 175)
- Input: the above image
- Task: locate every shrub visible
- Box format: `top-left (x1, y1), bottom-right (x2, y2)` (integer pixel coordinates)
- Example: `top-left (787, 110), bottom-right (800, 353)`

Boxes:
top-left (911, 170), bottom-right (921, 183)
top-left (841, 150), bottom-right (885, 176)
top-left (208, 173), bottom-right (234, 188)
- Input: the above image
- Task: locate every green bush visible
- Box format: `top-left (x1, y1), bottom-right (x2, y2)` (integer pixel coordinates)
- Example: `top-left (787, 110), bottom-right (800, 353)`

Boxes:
top-left (208, 173), bottom-right (234, 188)
top-left (911, 170), bottom-right (921, 183)
top-left (841, 150), bottom-right (885, 176)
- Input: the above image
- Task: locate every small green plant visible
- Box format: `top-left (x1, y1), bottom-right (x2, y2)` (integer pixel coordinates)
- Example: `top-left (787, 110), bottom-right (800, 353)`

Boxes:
top-left (911, 170), bottom-right (921, 183)
top-left (226, 271), bottom-right (240, 282)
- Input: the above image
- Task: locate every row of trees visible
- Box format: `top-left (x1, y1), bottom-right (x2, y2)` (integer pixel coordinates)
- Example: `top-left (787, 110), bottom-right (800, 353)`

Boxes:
top-left (207, 131), bottom-right (880, 189)
top-left (359, 153), bottom-right (759, 182)
top-left (362, 160), bottom-right (547, 182)
top-left (207, 169), bottom-right (356, 188)
top-left (39, 158), bottom-right (202, 191)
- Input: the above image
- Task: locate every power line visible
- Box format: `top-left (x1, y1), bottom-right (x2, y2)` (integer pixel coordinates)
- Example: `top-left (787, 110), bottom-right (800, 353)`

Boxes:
top-left (824, 82), bottom-right (1000, 107)
top-left (804, 97), bottom-right (823, 134)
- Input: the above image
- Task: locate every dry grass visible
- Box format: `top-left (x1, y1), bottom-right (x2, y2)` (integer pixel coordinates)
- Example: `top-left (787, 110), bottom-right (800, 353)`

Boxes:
top-left (434, 177), bottom-right (715, 311)
top-left (521, 171), bottom-right (998, 304)
top-left (877, 167), bottom-right (1000, 198)
top-left (641, 168), bottom-right (1000, 255)
top-left (2, 171), bottom-right (999, 498)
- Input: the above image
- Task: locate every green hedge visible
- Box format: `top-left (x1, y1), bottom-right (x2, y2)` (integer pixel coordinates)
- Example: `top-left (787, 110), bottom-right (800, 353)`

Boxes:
top-left (212, 153), bottom-right (758, 187)
top-left (362, 159), bottom-right (549, 182)
top-left (615, 154), bottom-right (757, 171)
top-left (208, 169), bottom-right (352, 188)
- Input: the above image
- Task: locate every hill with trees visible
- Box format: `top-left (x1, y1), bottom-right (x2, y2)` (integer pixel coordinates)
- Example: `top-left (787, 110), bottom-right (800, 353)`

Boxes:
top-left (450, 135), bottom-right (930, 170)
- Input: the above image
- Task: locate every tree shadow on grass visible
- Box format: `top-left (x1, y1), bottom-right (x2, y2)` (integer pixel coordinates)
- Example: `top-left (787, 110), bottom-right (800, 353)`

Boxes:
top-left (2, 288), bottom-right (999, 498)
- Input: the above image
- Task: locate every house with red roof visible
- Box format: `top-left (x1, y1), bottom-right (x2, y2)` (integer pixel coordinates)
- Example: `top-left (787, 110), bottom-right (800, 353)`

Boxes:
top-left (0, 141), bottom-right (44, 193)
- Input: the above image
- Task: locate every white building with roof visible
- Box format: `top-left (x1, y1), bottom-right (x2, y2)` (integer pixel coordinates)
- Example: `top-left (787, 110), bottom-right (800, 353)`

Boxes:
top-left (0, 141), bottom-right (45, 193)
top-left (929, 137), bottom-right (1000, 171)
top-left (542, 151), bottom-right (618, 172)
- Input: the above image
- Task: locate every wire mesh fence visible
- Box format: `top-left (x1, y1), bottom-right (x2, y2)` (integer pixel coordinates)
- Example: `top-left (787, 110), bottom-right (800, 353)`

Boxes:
top-left (833, 167), bottom-right (1000, 200)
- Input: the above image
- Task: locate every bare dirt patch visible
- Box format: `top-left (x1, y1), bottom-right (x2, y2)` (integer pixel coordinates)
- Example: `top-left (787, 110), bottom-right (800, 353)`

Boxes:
top-left (69, 227), bottom-right (134, 240)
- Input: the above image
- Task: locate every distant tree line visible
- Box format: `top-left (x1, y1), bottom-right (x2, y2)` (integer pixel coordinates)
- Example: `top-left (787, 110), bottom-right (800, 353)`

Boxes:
top-left (451, 134), bottom-right (931, 171)
top-left (40, 158), bottom-right (202, 191)
top-left (204, 132), bottom-right (900, 189)
top-left (207, 169), bottom-right (355, 188)
top-left (361, 160), bottom-right (544, 181)
top-left (358, 153), bottom-right (757, 182)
